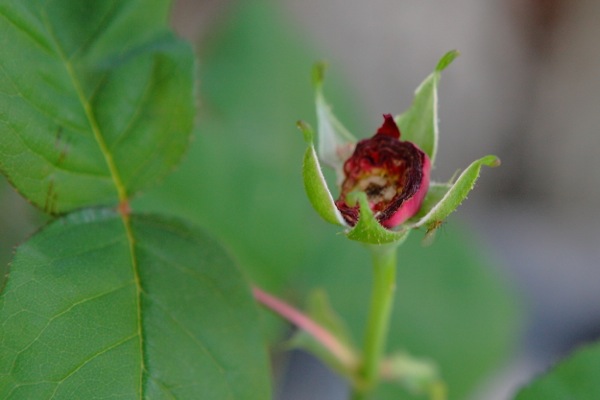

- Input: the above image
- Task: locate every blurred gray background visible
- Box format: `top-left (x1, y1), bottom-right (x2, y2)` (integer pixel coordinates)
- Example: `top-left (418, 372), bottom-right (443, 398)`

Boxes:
top-left (172, 1), bottom-right (600, 398)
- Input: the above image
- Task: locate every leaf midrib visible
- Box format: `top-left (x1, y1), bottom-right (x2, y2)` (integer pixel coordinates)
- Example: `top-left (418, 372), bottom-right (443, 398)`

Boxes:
top-left (40, 8), bottom-right (146, 398)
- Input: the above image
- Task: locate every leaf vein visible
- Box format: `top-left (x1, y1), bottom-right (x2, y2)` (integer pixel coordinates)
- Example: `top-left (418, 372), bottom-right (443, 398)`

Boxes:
top-left (108, 64), bottom-right (154, 152)
top-left (145, 296), bottom-right (235, 398)
top-left (8, 283), bottom-right (134, 375)
top-left (47, 333), bottom-right (139, 400)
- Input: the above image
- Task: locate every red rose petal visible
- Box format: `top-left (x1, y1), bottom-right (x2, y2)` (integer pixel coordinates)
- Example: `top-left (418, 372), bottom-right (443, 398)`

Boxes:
top-left (335, 116), bottom-right (430, 228)
top-left (376, 114), bottom-right (401, 138)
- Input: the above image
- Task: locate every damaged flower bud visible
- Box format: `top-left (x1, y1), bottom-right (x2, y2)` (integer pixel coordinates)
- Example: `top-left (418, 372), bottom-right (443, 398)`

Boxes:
top-left (335, 114), bottom-right (430, 228)
top-left (300, 52), bottom-right (499, 245)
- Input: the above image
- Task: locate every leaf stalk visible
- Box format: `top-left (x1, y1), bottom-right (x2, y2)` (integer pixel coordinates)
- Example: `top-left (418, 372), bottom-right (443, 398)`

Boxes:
top-left (252, 286), bottom-right (359, 370)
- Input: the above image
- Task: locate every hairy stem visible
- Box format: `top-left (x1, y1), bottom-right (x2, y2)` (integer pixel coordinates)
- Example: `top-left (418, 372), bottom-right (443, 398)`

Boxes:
top-left (252, 286), bottom-right (359, 369)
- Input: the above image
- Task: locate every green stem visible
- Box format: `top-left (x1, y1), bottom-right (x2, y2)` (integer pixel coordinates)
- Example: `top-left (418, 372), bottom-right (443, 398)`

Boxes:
top-left (352, 243), bottom-right (398, 399)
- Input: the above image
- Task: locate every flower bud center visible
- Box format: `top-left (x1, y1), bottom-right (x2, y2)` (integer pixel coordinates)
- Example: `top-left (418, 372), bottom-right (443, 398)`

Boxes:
top-left (335, 134), bottom-right (425, 227)
top-left (355, 170), bottom-right (402, 209)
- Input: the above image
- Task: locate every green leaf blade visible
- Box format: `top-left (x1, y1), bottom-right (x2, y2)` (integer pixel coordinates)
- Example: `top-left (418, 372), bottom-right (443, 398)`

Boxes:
top-left (0, 1), bottom-right (194, 213)
top-left (515, 343), bottom-right (600, 400)
top-left (0, 209), bottom-right (140, 399)
top-left (132, 214), bottom-right (271, 399)
top-left (0, 210), bottom-right (271, 399)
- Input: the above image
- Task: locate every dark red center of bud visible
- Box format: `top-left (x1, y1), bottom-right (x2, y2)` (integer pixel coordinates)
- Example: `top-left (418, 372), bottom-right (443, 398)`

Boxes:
top-left (335, 114), bottom-right (429, 228)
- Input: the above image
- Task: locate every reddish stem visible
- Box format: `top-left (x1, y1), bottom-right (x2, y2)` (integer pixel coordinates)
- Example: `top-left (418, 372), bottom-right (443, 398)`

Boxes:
top-left (252, 286), bottom-right (358, 369)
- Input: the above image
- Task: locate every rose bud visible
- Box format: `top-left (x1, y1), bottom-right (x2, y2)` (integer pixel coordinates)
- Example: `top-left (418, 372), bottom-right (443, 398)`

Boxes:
top-left (335, 114), bottom-right (431, 228)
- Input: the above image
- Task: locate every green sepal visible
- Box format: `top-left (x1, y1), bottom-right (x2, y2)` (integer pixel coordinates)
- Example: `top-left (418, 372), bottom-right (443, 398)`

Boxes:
top-left (411, 155), bottom-right (500, 229)
top-left (299, 122), bottom-right (346, 226)
top-left (313, 63), bottom-right (356, 179)
top-left (396, 50), bottom-right (459, 164)
top-left (346, 192), bottom-right (410, 245)
top-left (287, 289), bottom-right (359, 382)
top-left (412, 182), bottom-right (452, 221)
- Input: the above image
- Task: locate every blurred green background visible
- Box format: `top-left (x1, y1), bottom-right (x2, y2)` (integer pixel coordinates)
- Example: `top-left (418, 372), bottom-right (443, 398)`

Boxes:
top-left (0, 1), bottom-right (521, 399)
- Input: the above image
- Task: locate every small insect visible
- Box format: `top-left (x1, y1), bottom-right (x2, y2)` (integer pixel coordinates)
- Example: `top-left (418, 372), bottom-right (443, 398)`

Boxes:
top-left (422, 220), bottom-right (445, 246)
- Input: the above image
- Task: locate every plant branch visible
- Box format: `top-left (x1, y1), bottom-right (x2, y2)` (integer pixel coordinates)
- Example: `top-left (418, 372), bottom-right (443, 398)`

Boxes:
top-left (252, 286), bottom-right (359, 370)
